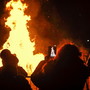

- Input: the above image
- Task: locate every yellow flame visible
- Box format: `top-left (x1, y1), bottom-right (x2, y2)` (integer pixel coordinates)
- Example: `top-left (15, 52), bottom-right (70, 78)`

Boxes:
top-left (2, 0), bottom-right (44, 75)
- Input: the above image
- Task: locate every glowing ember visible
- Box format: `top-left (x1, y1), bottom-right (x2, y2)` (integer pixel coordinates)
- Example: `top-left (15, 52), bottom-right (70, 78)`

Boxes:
top-left (1, 0), bottom-right (44, 76)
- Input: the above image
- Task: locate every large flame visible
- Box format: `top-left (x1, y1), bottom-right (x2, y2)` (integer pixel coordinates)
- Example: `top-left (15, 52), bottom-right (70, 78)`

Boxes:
top-left (0, 0), bottom-right (89, 76)
top-left (1, 0), bottom-right (44, 75)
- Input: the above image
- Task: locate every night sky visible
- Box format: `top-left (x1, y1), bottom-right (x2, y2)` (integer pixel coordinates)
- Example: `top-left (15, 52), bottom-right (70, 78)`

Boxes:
top-left (40, 0), bottom-right (90, 49)
top-left (0, 0), bottom-right (90, 53)
top-left (43, 1), bottom-right (90, 39)
top-left (53, 0), bottom-right (90, 39)
top-left (51, 0), bottom-right (90, 47)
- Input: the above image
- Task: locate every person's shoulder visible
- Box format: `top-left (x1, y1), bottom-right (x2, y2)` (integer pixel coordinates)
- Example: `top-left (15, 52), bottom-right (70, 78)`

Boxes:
top-left (17, 66), bottom-right (26, 72)
top-left (46, 59), bottom-right (57, 66)
top-left (17, 66), bottom-right (27, 77)
top-left (17, 66), bottom-right (23, 69)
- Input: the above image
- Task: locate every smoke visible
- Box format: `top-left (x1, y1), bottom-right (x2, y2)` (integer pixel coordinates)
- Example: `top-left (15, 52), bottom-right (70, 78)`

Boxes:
top-left (0, 0), bottom-right (12, 49)
top-left (24, 0), bottom-right (70, 55)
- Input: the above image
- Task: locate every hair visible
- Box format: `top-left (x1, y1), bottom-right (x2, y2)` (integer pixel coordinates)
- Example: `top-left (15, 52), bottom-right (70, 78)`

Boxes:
top-left (0, 49), bottom-right (11, 61)
top-left (55, 44), bottom-right (81, 60)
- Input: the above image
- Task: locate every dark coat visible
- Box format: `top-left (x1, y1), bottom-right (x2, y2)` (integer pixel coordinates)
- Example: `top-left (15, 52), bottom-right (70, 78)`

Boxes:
top-left (31, 57), bottom-right (89, 90)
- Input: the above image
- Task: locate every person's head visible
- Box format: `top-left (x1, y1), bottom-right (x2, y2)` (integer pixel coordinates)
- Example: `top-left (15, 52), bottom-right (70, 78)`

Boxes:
top-left (0, 49), bottom-right (18, 66)
top-left (0, 49), bottom-right (19, 75)
top-left (0, 49), bottom-right (11, 65)
top-left (0, 49), bottom-right (11, 59)
top-left (55, 44), bottom-right (81, 60)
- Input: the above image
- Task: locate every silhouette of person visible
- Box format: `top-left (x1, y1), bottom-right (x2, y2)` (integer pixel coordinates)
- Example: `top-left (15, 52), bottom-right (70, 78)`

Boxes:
top-left (0, 49), bottom-right (32, 90)
top-left (31, 44), bottom-right (89, 90)
top-left (0, 49), bottom-right (27, 77)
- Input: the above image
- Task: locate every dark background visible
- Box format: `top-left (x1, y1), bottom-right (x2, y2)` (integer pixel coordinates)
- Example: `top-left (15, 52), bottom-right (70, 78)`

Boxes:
top-left (53, 0), bottom-right (90, 40)
top-left (54, 0), bottom-right (90, 48)
top-left (40, 0), bottom-right (90, 46)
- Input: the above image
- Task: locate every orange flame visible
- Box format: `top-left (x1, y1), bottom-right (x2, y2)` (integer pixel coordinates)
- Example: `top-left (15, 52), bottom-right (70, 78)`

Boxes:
top-left (1, 0), bottom-right (44, 75)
